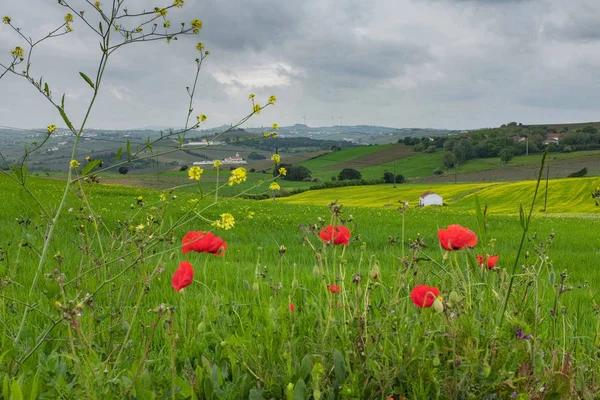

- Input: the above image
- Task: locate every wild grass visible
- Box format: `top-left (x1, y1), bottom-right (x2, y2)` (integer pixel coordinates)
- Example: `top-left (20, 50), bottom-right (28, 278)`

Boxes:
top-left (1, 173), bottom-right (599, 399)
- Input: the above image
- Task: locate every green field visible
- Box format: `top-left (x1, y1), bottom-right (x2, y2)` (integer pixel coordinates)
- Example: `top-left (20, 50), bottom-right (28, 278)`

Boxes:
top-left (1, 171), bottom-right (599, 398)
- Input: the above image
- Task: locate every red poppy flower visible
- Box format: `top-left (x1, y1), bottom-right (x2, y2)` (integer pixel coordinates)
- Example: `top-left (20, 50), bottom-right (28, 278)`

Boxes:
top-left (437, 225), bottom-right (478, 251)
top-left (172, 260), bottom-right (194, 291)
top-left (328, 284), bottom-right (341, 293)
top-left (478, 255), bottom-right (499, 269)
top-left (410, 285), bottom-right (440, 308)
top-left (319, 225), bottom-right (351, 245)
top-left (182, 231), bottom-right (227, 256)
top-left (289, 303), bottom-right (295, 311)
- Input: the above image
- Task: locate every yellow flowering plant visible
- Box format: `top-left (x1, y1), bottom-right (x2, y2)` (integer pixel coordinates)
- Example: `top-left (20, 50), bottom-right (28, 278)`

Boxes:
top-left (0, 4), bottom-right (279, 385)
top-left (188, 166), bottom-right (203, 181)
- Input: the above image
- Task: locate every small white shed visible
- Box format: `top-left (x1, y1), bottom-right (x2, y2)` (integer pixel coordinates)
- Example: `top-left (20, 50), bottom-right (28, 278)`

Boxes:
top-left (419, 191), bottom-right (443, 207)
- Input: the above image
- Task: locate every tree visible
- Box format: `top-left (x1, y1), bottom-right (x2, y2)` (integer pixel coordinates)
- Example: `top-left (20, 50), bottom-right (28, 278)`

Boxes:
top-left (443, 152), bottom-right (457, 169)
top-left (180, 165), bottom-right (188, 171)
top-left (499, 148), bottom-right (514, 163)
top-left (454, 139), bottom-right (474, 163)
top-left (248, 152), bottom-right (266, 160)
top-left (118, 166), bottom-right (129, 175)
top-left (338, 168), bottom-right (362, 181)
top-left (383, 172), bottom-right (395, 183)
top-left (284, 166), bottom-right (312, 181)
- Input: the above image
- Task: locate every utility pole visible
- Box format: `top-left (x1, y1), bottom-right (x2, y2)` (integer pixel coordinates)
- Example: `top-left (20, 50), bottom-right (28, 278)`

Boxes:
top-left (393, 161), bottom-right (397, 188)
top-left (454, 162), bottom-right (458, 184)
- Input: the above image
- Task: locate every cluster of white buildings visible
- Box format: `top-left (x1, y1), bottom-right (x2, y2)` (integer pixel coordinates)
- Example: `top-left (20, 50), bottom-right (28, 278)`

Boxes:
top-left (193, 152), bottom-right (248, 166)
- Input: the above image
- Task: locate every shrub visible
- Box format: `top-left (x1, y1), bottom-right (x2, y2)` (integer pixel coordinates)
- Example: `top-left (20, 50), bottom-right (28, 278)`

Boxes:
top-left (568, 167), bottom-right (588, 178)
top-left (248, 152), bottom-right (266, 160)
top-left (499, 148), bottom-right (514, 163)
top-left (338, 168), bottom-right (362, 181)
top-left (180, 165), bottom-right (188, 171)
top-left (433, 167), bottom-right (443, 176)
top-left (118, 166), bottom-right (129, 175)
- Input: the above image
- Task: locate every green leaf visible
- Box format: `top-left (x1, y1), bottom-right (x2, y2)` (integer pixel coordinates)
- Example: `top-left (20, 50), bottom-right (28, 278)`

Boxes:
top-left (126, 140), bottom-right (131, 158)
top-left (115, 147), bottom-right (123, 161)
top-left (43, 82), bottom-right (50, 97)
top-left (55, 106), bottom-right (74, 131)
top-left (248, 388), bottom-right (265, 400)
top-left (12, 166), bottom-right (22, 183)
top-left (3, 376), bottom-right (8, 400)
top-left (98, 21), bottom-right (103, 34)
top-left (79, 72), bottom-right (95, 89)
top-left (146, 137), bottom-right (152, 152)
top-left (333, 349), bottom-right (346, 385)
top-left (61, 93), bottom-right (65, 109)
top-left (293, 379), bottom-right (307, 400)
top-left (10, 380), bottom-right (23, 400)
top-left (300, 354), bottom-right (312, 380)
top-left (82, 159), bottom-right (102, 176)
top-left (28, 374), bottom-right (39, 400)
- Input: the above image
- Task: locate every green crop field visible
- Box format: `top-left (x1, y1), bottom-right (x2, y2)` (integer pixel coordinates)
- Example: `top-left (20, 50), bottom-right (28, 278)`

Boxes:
top-left (1, 171), bottom-right (600, 398)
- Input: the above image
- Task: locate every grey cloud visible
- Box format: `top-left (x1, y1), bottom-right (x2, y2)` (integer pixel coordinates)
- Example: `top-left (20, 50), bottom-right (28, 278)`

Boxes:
top-left (3, 0), bottom-right (600, 130)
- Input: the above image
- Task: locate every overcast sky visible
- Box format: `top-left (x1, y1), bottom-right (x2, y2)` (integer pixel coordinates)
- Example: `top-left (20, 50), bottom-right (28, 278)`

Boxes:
top-left (2, 0), bottom-right (600, 130)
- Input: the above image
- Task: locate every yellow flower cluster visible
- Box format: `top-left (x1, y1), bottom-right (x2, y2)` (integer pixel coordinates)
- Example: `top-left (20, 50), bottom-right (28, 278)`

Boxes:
top-left (136, 27), bottom-right (143, 33)
top-left (271, 154), bottom-right (280, 164)
top-left (70, 159), bottom-right (80, 168)
top-left (94, 1), bottom-right (101, 9)
top-left (278, 167), bottom-right (287, 176)
top-left (248, 94), bottom-right (255, 100)
top-left (174, 0), bottom-right (185, 7)
top-left (3, 16), bottom-right (11, 24)
top-left (11, 46), bottom-right (24, 58)
top-left (188, 166), bottom-right (203, 181)
top-left (196, 42), bottom-right (204, 51)
top-left (268, 95), bottom-right (277, 105)
top-left (64, 14), bottom-right (73, 23)
top-left (213, 160), bottom-right (222, 168)
top-left (163, 20), bottom-right (171, 28)
top-left (156, 8), bottom-right (168, 17)
top-left (47, 124), bottom-right (56, 134)
top-left (253, 104), bottom-right (261, 114)
top-left (66, 25), bottom-right (73, 32)
top-left (272, 123), bottom-right (279, 130)
top-left (269, 182), bottom-right (281, 191)
top-left (197, 114), bottom-right (207, 122)
top-left (263, 132), bottom-right (271, 138)
top-left (85, 156), bottom-right (91, 161)
top-left (191, 19), bottom-right (202, 34)
top-left (228, 167), bottom-right (247, 186)
top-left (212, 213), bottom-right (235, 230)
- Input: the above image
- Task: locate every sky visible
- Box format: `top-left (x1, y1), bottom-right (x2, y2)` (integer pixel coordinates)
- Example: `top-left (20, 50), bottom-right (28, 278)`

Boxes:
top-left (2, 0), bottom-right (600, 131)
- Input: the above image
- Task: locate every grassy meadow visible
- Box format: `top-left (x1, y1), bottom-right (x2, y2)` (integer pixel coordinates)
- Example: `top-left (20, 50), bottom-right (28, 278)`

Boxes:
top-left (1, 170), bottom-right (599, 399)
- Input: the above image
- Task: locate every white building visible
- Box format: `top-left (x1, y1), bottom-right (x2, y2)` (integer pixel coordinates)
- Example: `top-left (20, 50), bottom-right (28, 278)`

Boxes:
top-left (419, 191), bottom-right (443, 207)
top-left (222, 152), bottom-right (247, 164)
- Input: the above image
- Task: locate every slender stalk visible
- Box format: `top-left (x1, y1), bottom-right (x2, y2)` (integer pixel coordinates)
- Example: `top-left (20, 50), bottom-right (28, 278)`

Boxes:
top-left (496, 148), bottom-right (548, 328)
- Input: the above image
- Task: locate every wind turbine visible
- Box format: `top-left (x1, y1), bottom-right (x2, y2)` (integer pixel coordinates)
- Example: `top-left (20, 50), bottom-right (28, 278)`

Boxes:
top-left (339, 115), bottom-right (343, 126)
top-left (301, 115), bottom-right (308, 125)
